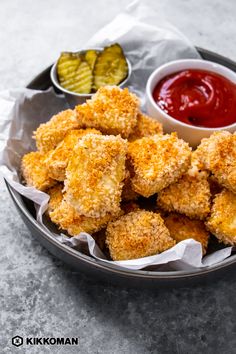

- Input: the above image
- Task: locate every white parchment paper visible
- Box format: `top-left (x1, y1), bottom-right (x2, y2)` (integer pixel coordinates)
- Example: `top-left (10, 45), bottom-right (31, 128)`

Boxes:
top-left (0, 2), bottom-right (233, 270)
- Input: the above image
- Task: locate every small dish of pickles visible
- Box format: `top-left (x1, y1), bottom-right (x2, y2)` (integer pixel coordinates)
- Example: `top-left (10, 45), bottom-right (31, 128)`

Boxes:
top-left (50, 43), bottom-right (131, 106)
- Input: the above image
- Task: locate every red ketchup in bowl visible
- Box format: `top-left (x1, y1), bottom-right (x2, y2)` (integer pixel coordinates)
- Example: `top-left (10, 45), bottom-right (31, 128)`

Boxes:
top-left (153, 69), bottom-right (236, 128)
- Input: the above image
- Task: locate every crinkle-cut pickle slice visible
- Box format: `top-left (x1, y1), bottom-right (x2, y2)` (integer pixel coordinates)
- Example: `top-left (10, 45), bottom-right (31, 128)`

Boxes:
top-left (85, 50), bottom-right (98, 70)
top-left (66, 61), bottom-right (93, 94)
top-left (57, 52), bottom-right (92, 94)
top-left (93, 43), bottom-right (128, 90)
top-left (57, 52), bottom-right (81, 86)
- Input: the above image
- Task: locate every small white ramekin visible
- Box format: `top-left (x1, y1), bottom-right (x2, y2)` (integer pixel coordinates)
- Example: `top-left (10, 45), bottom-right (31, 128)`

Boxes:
top-left (50, 48), bottom-right (132, 108)
top-left (146, 59), bottom-right (236, 147)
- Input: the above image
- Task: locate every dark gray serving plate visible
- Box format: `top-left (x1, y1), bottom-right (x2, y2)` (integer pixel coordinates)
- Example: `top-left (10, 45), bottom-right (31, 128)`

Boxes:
top-left (5, 48), bottom-right (236, 287)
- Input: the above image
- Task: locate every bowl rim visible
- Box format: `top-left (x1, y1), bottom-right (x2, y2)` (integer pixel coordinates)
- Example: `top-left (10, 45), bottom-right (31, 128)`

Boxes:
top-left (50, 47), bottom-right (132, 97)
top-left (146, 58), bottom-right (236, 131)
top-left (6, 180), bottom-right (236, 280)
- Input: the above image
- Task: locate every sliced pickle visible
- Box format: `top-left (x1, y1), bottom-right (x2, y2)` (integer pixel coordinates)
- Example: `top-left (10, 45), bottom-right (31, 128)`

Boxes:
top-left (65, 61), bottom-right (92, 94)
top-left (85, 50), bottom-right (98, 70)
top-left (93, 43), bottom-right (128, 90)
top-left (56, 44), bottom-right (128, 94)
top-left (57, 52), bottom-right (81, 87)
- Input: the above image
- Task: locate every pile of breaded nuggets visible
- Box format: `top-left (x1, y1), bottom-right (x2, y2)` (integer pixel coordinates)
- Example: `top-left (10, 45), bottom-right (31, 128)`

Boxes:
top-left (21, 86), bottom-right (236, 261)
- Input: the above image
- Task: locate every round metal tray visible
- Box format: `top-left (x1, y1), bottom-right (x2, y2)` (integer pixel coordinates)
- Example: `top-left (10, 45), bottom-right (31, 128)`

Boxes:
top-left (5, 48), bottom-right (236, 287)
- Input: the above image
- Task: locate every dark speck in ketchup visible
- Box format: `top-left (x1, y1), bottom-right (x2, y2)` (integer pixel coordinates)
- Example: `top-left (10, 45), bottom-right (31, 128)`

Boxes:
top-left (153, 69), bottom-right (236, 128)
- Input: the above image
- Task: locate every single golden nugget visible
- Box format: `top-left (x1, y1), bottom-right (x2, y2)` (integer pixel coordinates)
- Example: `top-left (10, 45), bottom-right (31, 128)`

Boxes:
top-left (157, 170), bottom-right (211, 220)
top-left (76, 86), bottom-right (139, 138)
top-left (34, 109), bottom-right (81, 152)
top-left (65, 134), bottom-right (127, 218)
top-left (21, 151), bottom-right (56, 191)
top-left (164, 213), bottom-right (209, 255)
top-left (127, 133), bottom-right (191, 197)
top-left (106, 210), bottom-right (175, 261)
top-left (50, 198), bottom-right (121, 237)
top-left (206, 189), bottom-right (236, 246)
top-left (191, 131), bottom-right (236, 193)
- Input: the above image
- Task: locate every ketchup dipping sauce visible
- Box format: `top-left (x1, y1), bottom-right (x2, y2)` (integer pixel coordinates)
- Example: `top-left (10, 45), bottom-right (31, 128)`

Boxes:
top-left (153, 69), bottom-right (236, 128)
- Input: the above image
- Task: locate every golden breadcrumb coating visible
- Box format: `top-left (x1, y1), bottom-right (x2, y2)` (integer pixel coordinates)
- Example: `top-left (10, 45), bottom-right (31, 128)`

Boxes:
top-left (106, 210), bottom-right (175, 260)
top-left (164, 213), bottom-right (209, 255)
top-left (76, 86), bottom-right (139, 138)
top-left (45, 129), bottom-right (101, 181)
top-left (121, 169), bottom-right (139, 201)
top-left (49, 197), bottom-right (122, 237)
top-left (21, 151), bottom-right (56, 191)
top-left (47, 182), bottom-right (122, 236)
top-left (191, 131), bottom-right (231, 171)
top-left (157, 170), bottom-right (211, 220)
top-left (205, 189), bottom-right (236, 245)
top-left (127, 133), bottom-right (191, 197)
top-left (65, 134), bottom-right (127, 218)
top-left (128, 112), bottom-right (163, 141)
top-left (49, 199), bottom-right (120, 236)
top-left (191, 131), bottom-right (236, 193)
top-left (47, 184), bottom-right (64, 213)
top-left (34, 109), bottom-right (81, 152)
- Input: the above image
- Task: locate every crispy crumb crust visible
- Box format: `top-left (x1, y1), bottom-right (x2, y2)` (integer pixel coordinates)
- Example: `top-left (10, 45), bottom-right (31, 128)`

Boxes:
top-left (49, 199), bottom-right (121, 236)
top-left (157, 170), bottom-right (211, 220)
top-left (191, 131), bottom-right (236, 193)
top-left (106, 210), bottom-right (175, 260)
top-left (47, 184), bottom-right (64, 213)
top-left (127, 133), bottom-right (191, 197)
top-left (65, 134), bottom-right (127, 218)
top-left (128, 112), bottom-right (163, 141)
top-left (75, 86), bottom-right (140, 138)
top-left (34, 109), bottom-right (81, 152)
top-left (45, 129), bottom-right (101, 181)
top-left (21, 151), bottom-right (56, 191)
top-left (163, 213), bottom-right (209, 255)
top-left (48, 183), bottom-right (122, 236)
top-left (205, 189), bottom-right (236, 245)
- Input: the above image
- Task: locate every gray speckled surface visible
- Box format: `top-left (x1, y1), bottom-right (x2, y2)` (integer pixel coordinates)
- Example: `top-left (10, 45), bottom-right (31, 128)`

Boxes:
top-left (1, 1), bottom-right (236, 353)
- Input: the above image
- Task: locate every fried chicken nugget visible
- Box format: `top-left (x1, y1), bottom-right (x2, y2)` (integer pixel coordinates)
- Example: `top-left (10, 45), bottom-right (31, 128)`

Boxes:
top-left (34, 109), bottom-right (81, 152)
top-left (21, 151), bottom-right (56, 191)
top-left (128, 112), bottom-right (163, 141)
top-left (47, 184), bottom-right (122, 236)
top-left (127, 133), bottom-right (191, 197)
top-left (163, 213), bottom-right (209, 255)
top-left (65, 134), bottom-right (127, 218)
top-left (50, 199), bottom-right (121, 236)
top-left (45, 129), bottom-right (101, 181)
top-left (205, 189), bottom-right (236, 245)
top-left (106, 210), bottom-right (175, 260)
top-left (191, 131), bottom-right (236, 193)
top-left (75, 86), bottom-right (139, 138)
top-left (157, 170), bottom-right (211, 220)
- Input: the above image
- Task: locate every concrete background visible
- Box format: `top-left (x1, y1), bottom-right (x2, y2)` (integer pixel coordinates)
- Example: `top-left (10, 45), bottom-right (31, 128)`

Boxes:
top-left (0, 0), bottom-right (236, 353)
